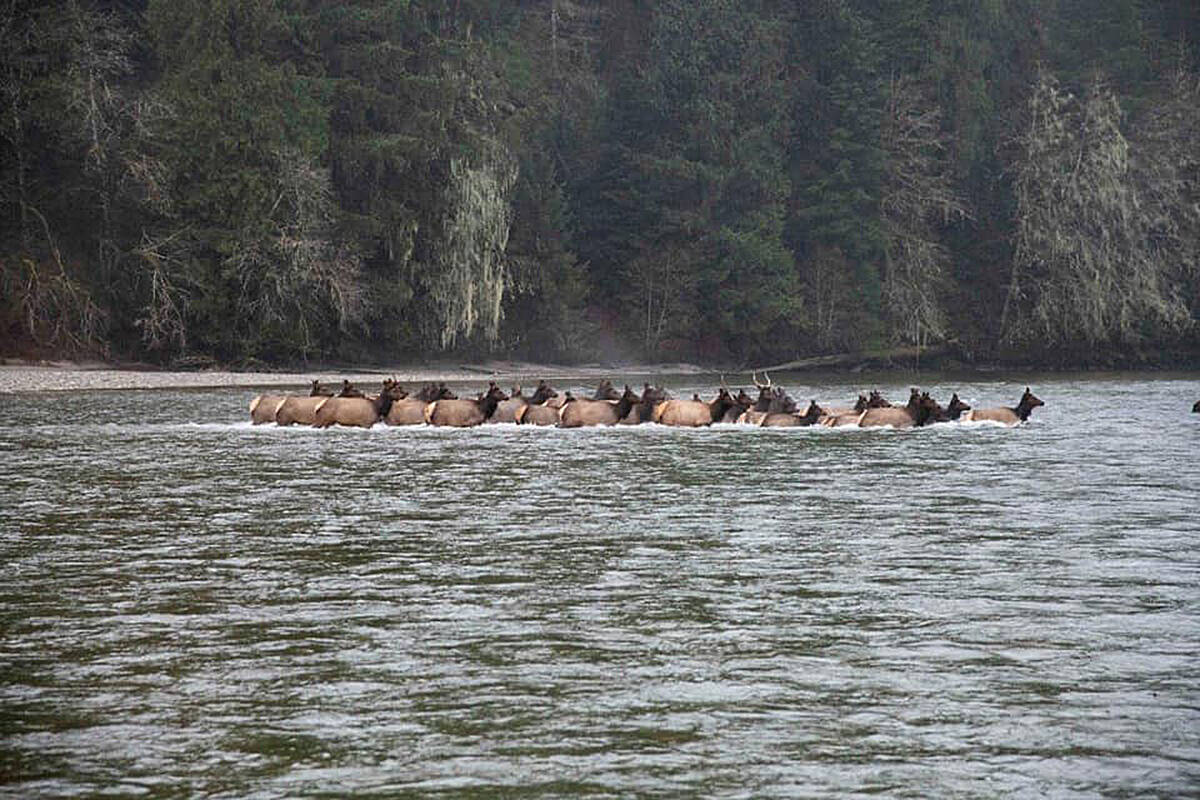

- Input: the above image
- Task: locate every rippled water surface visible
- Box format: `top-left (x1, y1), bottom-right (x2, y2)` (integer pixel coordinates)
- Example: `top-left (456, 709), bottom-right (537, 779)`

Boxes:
top-left (2, 373), bottom-right (1199, 798)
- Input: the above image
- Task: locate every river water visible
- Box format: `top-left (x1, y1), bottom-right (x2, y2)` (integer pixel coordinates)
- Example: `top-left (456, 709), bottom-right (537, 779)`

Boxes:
top-left (2, 372), bottom-right (1198, 798)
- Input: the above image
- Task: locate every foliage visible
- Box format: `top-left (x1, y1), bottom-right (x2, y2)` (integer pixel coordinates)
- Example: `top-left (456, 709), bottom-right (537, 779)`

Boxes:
top-left (2, 0), bottom-right (1199, 365)
top-left (1005, 69), bottom-right (1191, 351)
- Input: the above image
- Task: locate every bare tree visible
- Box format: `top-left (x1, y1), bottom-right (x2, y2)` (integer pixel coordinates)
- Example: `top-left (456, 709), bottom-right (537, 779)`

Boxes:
top-left (625, 245), bottom-right (697, 354)
top-left (221, 148), bottom-right (368, 355)
top-left (0, 0), bottom-right (130, 354)
top-left (878, 75), bottom-right (970, 347)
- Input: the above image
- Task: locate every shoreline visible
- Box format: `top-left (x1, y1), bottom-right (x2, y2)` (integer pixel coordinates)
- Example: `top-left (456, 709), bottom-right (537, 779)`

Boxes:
top-left (2, 357), bottom-right (1197, 395)
top-left (0, 359), bottom-right (713, 394)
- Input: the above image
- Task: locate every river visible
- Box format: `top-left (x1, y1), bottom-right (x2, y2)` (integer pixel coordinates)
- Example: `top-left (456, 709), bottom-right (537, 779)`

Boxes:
top-left (2, 372), bottom-right (1198, 797)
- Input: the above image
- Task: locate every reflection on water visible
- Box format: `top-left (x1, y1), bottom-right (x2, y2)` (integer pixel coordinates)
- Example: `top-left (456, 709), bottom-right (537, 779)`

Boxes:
top-left (2, 374), bottom-right (1199, 797)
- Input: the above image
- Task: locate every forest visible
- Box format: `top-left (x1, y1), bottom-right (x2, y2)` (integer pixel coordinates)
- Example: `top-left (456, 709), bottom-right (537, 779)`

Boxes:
top-left (2, 0), bottom-right (1198, 368)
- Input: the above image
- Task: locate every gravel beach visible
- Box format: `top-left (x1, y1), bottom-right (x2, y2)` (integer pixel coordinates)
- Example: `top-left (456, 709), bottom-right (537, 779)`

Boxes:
top-left (0, 360), bottom-right (709, 394)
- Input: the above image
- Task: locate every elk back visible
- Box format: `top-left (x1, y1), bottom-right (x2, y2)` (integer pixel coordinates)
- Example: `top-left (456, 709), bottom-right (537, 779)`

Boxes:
top-left (489, 397), bottom-right (527, 423)
top-left (275, 396), bottom-right (326, 426)
top-left (385, 398), bottom-right (432, 425)
top-left (559, 400), bottom-right (621, 427)
top-left (250, 394), bottom-right (286, 424)
top-left (654, 400), bottom-right (715, 427)
top-left (516, 404), bottom-right (561, 425)
top-left (857, 407), bottom-right (919, 428)
top-left (426, 399), bottom-right (488, 427)
top-left (313, 397), bottom-right (382, 428)
top-left (962, 407), bottom-right (1022, 425)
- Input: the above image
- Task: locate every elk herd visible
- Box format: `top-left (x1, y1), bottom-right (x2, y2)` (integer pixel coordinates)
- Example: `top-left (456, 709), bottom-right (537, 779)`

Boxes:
top-left (249, 373), bottom-right (1045, 430)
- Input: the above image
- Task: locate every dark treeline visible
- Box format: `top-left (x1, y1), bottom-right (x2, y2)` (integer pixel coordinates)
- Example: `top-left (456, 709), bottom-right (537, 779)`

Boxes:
top-left (3, 0), bottom-right (1199, 367)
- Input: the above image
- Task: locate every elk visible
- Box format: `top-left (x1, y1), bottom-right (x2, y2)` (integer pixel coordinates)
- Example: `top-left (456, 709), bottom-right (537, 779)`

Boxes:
top-left (620, 383), bottom-right (670, 424)
top-left (761, 399), bottom-right (826, 427)
top-left (929, 393), bottom-right (971, 423)
top-left (490, 381), bottom-right (558, 424)
top-left (250, 379), bottom-right (332, 424)
top-left (385, 382), bottom-right (457, 425)
top-left (425, 382), bottom-right (510, 427)
top-left (855, 388), bottom-right (929, 428)
top-left (559, 384), bottom-right (640, 427)
top-left (720, 388), bottom-right (756, 422)
top-left (963, 387), bottom-right (1043, 425)
top-left (336, 379), bottom-right (365, 398)
top-left (274, 379), bottom-right (342, 426)
top-left (736, 372), bottom-right (778, 424)
top-left (818, 393), bottom-right (870, 419)
top-left (516, 396), bottom-right (566, 425)
top-left (654, 387), bottom-right (737, 427)
top-left (819, 392), bottom-right (887, 426)
top-left (312, 380), bottom-right (403, 428)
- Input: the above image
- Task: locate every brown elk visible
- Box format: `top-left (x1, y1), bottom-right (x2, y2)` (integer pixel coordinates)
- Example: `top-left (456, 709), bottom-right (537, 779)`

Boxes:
top-left (653, 387), bottom-right (737, 427)
top-left (312, 380), bottom-right (403, 428)
top-left (869, 390), bottom-right (893, 408)
top-left (385, 382), bottom-right (457, 425)
top-left (516, 396), bottom-right (565, 425)
top-left (559, 384), bottom-right (640, 427)
top-left (275, 379), bottom-right (341, 425)
top-left (820, 391), bottom-right (894, 426)
top-left (251, 379), bottom-right (332, 424)
top-left (250, 394), bottom-right (286, 424)
top-left (490, 384), bottom-right (525, 423)
top-left (584, 379), bottom-right (620, 401)
top-left (930, 393), bottom-right (971, 423)
top-left (490, 381), bottom-right (558, 424)
top-left (761, 399), bottom-right (826, 427)
top-left (814, 394), bottom-right (868, 425)
top-left (750, 385), bottom-right (798, 426)
top-left (854, 388), bottom-right (930, 428)
top-left (819, 393), bottom-right (870, 418)
top-left (720, 388), bottom-right (756, 423)
top-left (425, 382), bottom-right (510, 427)
top-left (620, 383), bottom-right (670, 424)
top-left (336, 379), bottom-right (365, 398)
top-left (963, 387), bottom-right (1044, 425)
top-left (736, 372), bottom-right (779, 424)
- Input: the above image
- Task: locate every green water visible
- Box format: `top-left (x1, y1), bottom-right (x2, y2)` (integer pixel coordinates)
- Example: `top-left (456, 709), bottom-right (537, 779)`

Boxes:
top-left (2, 374), bottom-right (1198, 797)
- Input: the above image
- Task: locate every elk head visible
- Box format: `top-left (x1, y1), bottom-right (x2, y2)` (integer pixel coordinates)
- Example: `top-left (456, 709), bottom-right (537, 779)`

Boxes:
top-left (529, 380), bottom-right (558, 405)
top-left (868, 390), bottom-right (892, 408)
top-left (592, 380), bottom-right (620, 401)
top-left (338, 380), bottom-right (365, 398)
top-left (945, 393), bottom-right (970, 420)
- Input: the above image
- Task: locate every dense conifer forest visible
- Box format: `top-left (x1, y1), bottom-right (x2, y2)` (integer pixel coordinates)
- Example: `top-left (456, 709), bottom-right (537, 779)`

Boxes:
top-left (2, 1), bottom-right (1198, 367)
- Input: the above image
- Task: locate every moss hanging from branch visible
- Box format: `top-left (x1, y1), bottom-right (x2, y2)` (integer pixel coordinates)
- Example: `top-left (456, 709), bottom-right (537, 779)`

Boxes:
top-left (1004, 68), bottom-right (1190, 348)
top-left (424, 150), bottom-right (517, 350)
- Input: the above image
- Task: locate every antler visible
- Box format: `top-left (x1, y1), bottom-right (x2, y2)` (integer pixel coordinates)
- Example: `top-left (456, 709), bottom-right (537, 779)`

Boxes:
top-left (752, 371), bottom-right (769, 389)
